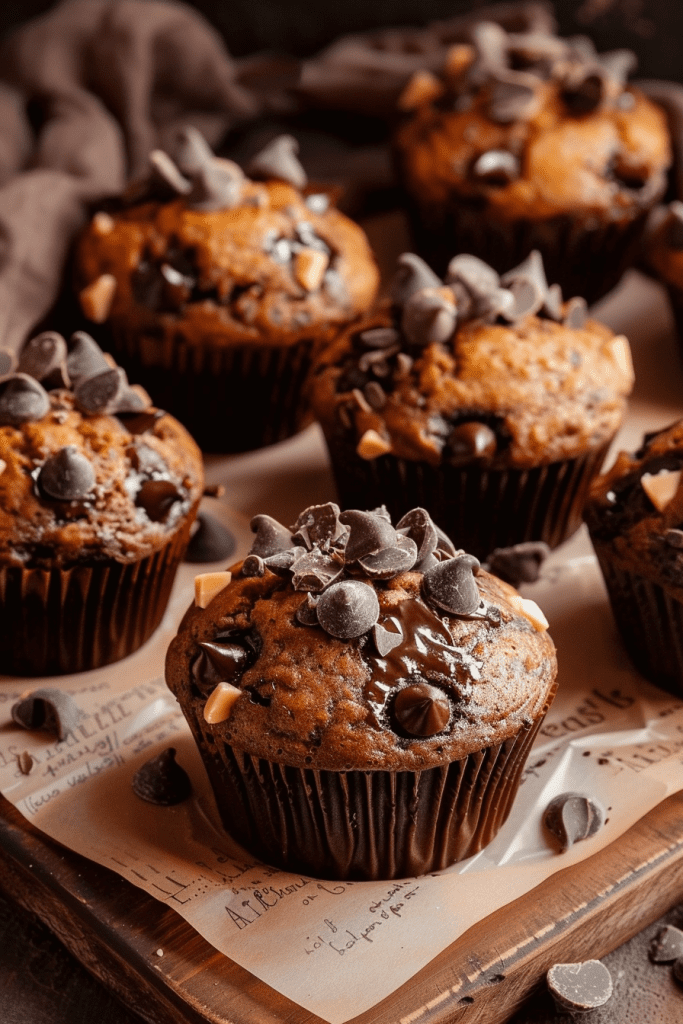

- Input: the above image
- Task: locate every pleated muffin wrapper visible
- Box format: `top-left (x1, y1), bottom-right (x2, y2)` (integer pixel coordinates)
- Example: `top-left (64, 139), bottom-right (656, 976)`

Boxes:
top-left (323, 432), bottom-right (613, 562)
top-left (188, 708), bottom-right (549, 881)
top-left (591, 545), bottom-right (683, 697)
top-left (109, 324), bottom-right (315, 454)
top-left (0, 513), bottom-right (196, 676)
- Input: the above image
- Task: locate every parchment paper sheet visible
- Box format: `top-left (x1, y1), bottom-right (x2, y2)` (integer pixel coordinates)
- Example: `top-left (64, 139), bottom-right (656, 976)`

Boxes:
top-left (1, 270), bottom-right (683, 1024)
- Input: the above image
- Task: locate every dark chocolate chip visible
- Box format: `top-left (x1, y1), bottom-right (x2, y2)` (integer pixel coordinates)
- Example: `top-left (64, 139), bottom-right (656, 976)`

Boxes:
top-left (393, 682), bottom-right (451, 737)
top-left (0, 348), bottom-right (15, 376)
top-left (489, 77), bottom-right (538, 123)
top-left (563, 296), bottom-right (588, 330)
top-left (38, 446), bottom-right (95, 501)
top-left (390, 253), bottom-right (442, 307)
top-left (296, 593), bottom-right (320, 625)
top-left (665, 529), bottom-right (683, 549)
top-left (12, 688), bottom-right (81, 742)
top-left (263, 547), bottom-right (305, 574)
top-left (546, 961), bottom-right (612, 1011)
top-left (315, 579), bottom-right (380, 638)
top-left (339, 509), bottom-right (397, 562)
top-left (445, 254), bottom-right (499, 299)
top-left (187, 159), bottom-right (244, 211)
top-left (149, 150), bottom-right (192, 196)
top-left (0, 373), bottom-right (50, 426)
top-left (66, 332), bottom-right (112, 387)
top-left (18, 332), bottom-right (68, 384)
top-left (359, 327), bottom-right (399, 349)
top-left (471, 149), bottom-right (520, 185)
top-left (75, 366), bottom-right (128, 415)
top-left (373, 621), bottom-right (403, 657)
top-left (136, 479), bottom-right (182, 522)
top-left (562, 73), bottom-right (604, 114)
top-left (118, 408), bottom-right (165, 435)
top-left (242, 553), bottom-right (266, 577)
top-left (184, 512), bottom-right (236, 563)
top-left (486, 541), bottom-right (550, 586)
top-left (193, 640), bottom-right (253, 693)
top-left (422, 554), bottom-right (481, 616)
top-left (249, 513), bottom-right (293, 558)
top-left (447, 422), bottom-right (497, 466)
top-left (291, 502), bottom-right (344, 550)
top-left (174, 125), bottom-right (214, 175)
top-left (132, 747), bottom-right (192, 805)
top-left (17, 750), bottom-right (34, 775)
top-left (402, 289), bottom-right (456, 346)
top-left (396, 507), bottom-right (439, 567)
top-left (364, 381), bottom-right (386, 410)
top-left (650, 925), bottom-right (683, 964)
top-left (291, 549), bottom-right (344, 591)
top-left (357, 535), bottom-right (418, 579)
top-left (543, 792), bottom-right (604, 853)
top-left (247, 134), bottom-right (307, 189)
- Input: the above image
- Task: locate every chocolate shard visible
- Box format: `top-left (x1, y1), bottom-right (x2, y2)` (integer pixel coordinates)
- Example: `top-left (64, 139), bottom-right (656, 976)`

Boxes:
top-left (486, 541), bottom-right (550, 586)
top-left (296, 592), bottom-right (320, 625)
top-left (192, 640), bottom-right (252, 692)
top-left (247, 134), bottom-right (307, 189)
top-left (543, 792), bottom-right (604, 852)
top-left (38, 446), bottom-right (96, 501)
top-left (339, 509), bottom-right (397, 562)
top-left (136, 479), bottom-right (183, 522)
top-left (396, 507), bottom-right (439, 567)
top-left (149, 149), bottom-right (192, 196)
top-left (11, 688), bottom-right (82, 742)
top-left (393, 682), bottom-right (451, 737)
top-left (447, 422), bottom-right (497, 466)
top-left (17, 331), bottom-right (68, 384)
top-left (263, 547), bottom-right (305, 574)
top-left (402, 288), bottom-right (457, 346)
top-left (471, 149), bottom-right (520, 186)
top-left (74, 366), bottom-right (128, 415)
top-left (650, 925), bottom-right (683, 964)
top-left (66, 332), bottom-right (111, 386)
top-left (184, 512), bottom-right (236, 563)
top-left (445, 253), bottom-right (499, 299)
top-left (373, 621), bottom-right (403, 657)
top-left (249, 513), bottom-right (294, 558)
top-left (563, 296), bottom-right (588, 330)
top-left (291, 549), bottom-right (343, 592)
top-left (315, 579), bottom-right (380, 638)
top-left (187, 159), bottom-right (244, 211)
top-left (0, 373), bottom-right (50, 426)
top-left (357, 534), bottom-right (418, 579)
top-left (242, 553), bottom-right (266, 577)
top-left (132, 747), bottom-right (192, 806)
top-left (547, 961), bottom-right (613, 1011)
top-left (0, 348), bottom-right (15, 376)
top-left (174, 125), bottom-right (214, 176)
top-left (390, 253), bottom-right (442, 307)
top-left (422, 554), bottom-right (481, 616)
top-left (291, 502), bottom-right (344, 550)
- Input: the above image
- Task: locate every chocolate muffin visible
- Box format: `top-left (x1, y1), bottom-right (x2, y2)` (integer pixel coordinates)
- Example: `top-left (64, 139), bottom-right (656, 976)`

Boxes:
top-left (394, 21), bottom-right (671, 302)
top-left (166, 502), bottom-right (557, 881)
top-left (74, 130), bottom-right (380, 453)
top-left (307, 250), bottom-right (634, 560)
top-left (0, 329), bottom-right (203, 675)
top-left (585, 420), bottom-right (683, 695)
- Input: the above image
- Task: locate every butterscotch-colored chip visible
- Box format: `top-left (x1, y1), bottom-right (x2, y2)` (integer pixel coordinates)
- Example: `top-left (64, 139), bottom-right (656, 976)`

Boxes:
top-left (294, 249), bottom-right (329, 292)
top-left (0, 459), bottom-right (6, 476)
top-left (608, 335), bottom-right (634, 382)
top-left (204, 681), bottom-right (242, 723)
top-left (641, 469), bottom-right (681, 512)
top-left (509, 594), bottom-right (549, 631)
top-left (356, 429), bottom-right (392, 460)
top-left (398, 70), bottom-right (444, 111)
top-left (80, 274), bottom-right (117, 323)
top-left (92, 211), bottom-right (115, 235)
top-left (194, 571), bottom-right (232, 608)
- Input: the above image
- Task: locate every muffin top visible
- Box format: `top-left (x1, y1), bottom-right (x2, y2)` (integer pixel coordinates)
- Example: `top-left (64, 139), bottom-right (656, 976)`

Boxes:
top-left (585, 420), bottom-right (683, 595)
top-left (394, 21), bottom-right (670, 220)
top-left (166, 502), bottom-right (557, 772)
top-left (75, 130), bottom-right (380, 349)
top-left (308, 251), bottom-right (634, 468)
top-left (0, 330), bottom-right (203, 569)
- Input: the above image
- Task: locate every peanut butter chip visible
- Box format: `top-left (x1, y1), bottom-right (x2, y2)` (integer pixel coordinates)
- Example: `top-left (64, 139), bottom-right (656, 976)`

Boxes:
top-left (194, 571), bottom-right (232, 608)
top-left (509, 594), bottom-right (549, 631)
top-left (294, 248), bottom-right (329, 291)
top-left (641, 469), bottom-right (682, 512)
top-left (356, 429), bottom-right (391, 460)
top-left (80, 274), bottom-right (117, 323)
top-left (204, 682), bottom-right (242, 724)
top-left (398, 70), bottom-right (444, 111)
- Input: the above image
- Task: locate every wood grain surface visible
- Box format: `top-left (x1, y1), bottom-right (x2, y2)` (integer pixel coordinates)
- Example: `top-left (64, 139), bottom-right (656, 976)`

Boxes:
top-left (4, 790), bottom-right (683, 1024)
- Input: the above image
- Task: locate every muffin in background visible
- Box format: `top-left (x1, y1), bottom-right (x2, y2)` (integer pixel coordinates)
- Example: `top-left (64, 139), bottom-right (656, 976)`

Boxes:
top-left (74, 130), bottom-right (380, 454)
top-left (585, 421), bottom-right (683, 695)
top-left (394, 21), bottom-right (671, 303)
top-left (645, 201), bottom-right (683, 361)
top-left (308, 250), bottom-right (634, 560)
top-left (166, 502), bottom-right (557, 881)
top-left (0, 329), bottom-right (204, 675)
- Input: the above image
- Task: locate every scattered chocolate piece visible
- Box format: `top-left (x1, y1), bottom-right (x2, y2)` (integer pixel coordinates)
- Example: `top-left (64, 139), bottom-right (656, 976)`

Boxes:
top-left (242, 553), bottom-right (266, 577)
top-left (0, 373), bottom-right (50, 426)
top-left (447, 421), bottom-right (497, 465)
top-left (135, 479), bottom-right (182, 522)
top-left (17, 751), bottom-right (33, 776)
top-left (547, 960), bottom-right (613, 1011)
top-left (340, 509), bottom-right (396, 562)
top-left (291, 549), bottom-right (344, 591)
top-left (11, 688), bottom-right (81, 742)
top-left (247, 134), bottom-right (307, 189)
top-left (132, 747), bottom-right (192, 805)
top-left (74, 366), bottom-right (128, 415)
top-left (296, 592), bottom-right (320, 626)
top-left (17, 331), bottom-right (68, 385)
top-left (373, 621), bottom-right (403, 657)
top-left (486, 541), bottom-right (550, 586)
top-left (315, 579), bottom-right (380, 638)
top-left (38, 446), bottom-right (96, 501)
top-left (471, 149), bottom-right (520, 185)
top-left (249, 513), bottom-right (294, 558)
top-left (543, 792), bottom-right (604, 852)
top-left (66, 332), bottom-right (111, 386)
top-left (650, 925), bottom-right (683, 963)
top-left (422, 554), bottom-right (481, 616)
top-left (184, 512), bottom-right (236, 563)
top-left (393, 682), bottom-right (451, 737)
top-left (390, 252), bottom-right (442, 306)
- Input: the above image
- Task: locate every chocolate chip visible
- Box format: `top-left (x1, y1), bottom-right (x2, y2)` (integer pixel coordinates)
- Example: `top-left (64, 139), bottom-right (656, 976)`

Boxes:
top-left (393, 682), bottom-right (451, 737)
top-left (489, 77), bottom-right (538, 123)
top-left (650, 925), bottom-right (683, 964)
top-left (12, 688), bottom-right (81, 742)
top-left (402, 289), bottom-right (456, 346)
top-left (18, 331), bottom-right (69, 385)
top-left (174, 125), bottom-right (214, 175)
top-left (373, 621), bottom-right (403, 657)
top-left (118, 409), bottom-right (165, 435)
top-left (0, 349), bottom-right (15, 376)
top-left (249, 513), bottom-right (293, 558)
top-left (315, 579), bottom-right (380, 638)
top-left (390, 253), bottom-right (442, 307)
top-left (486, 541), bottom-right (550, 586)
top-left (149, 149), bottom-right (192, 196)
top-left (136, 479), bottom-right (182, 522)
top-left (0, 373), bottom-right (50, 426)
top-left (111, 385), bottom-right (150, 414)
top-left (472, 149), bottom-right (520, 185)
top-left (247, 134), bottom-right (307, 189)
top-left (500, 249), bottom-right (548, 319)
top-left (296, 593), bottom-right (320, 625)
top-left (364, 381), bottom-right (386, 410)
top-left (75, 366), bottom-right (128, 415)
top-left (397, 507), bottom-right (439, 568)
top-left (445, 254), bottom-right (500, 300)
top-left (132, 748), bottom-right (192, 805)
top-left (192, 639), bottom-right (253, 693)
top-left (357, 535), bottom-right (418, 579)
top-left (359, 327), bottom-right (400, 349)
top-left (447, 422), bottom-right (497, 466)
top-left (263, 547), bottom-right (304, 574)
top-left (291, 502), bottom-right (344, 550)
top-left (543, 792), bottom-right (604, 852)
top-left (339, 509), bottom-right (397, 562)
top-left (242, 553), bottom-right (266, 577)
top-left (562, 73), bottom-right (604, 114)
top-left (422, 554), bottom-right (481, 616)
top-left (547, 961), bottom-right (612, 1011)
top-left (187, 159), bottom-right (244, 211)
top-left (665, 529), bottom-right (683, 549)
top-left (17, 750), bottom-right (33, 775)
top-left (291, 549), bottom-right (343, 591)
top-left (563, 296), bottom-right (588, 330)
top-left (66, 332), bottom-right (111, 386)
top-left (38, 446), bottom-right (96, 500)
top-left (185, 512), bottom-right (236, 563)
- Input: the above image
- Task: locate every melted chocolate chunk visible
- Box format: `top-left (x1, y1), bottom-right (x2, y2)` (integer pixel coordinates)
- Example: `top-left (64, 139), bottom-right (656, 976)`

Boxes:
top-left (11, 688), bottom-right (81, 742)
top-left (543, 792), bottom-right (604, 852)
top-left (486, 541), bottom-right (550, 586)
top-left (547, 961), bottom-right (613, 1011)
top-left (136, 479), bottom-right (182, 522)
top-left (74, 366), bottom-right (128, 415)
top-left (340, 509), bottom-right (397, 562)
top-left (650, 925), bottom-right (683, 964)
top-left (393, 682), bottom-right (451, 737)
top-left (316, 579), bottom-right (380, 638)
top-left (422, 555), bottom-right (481, 616)
top-left (192, 639), bottom-right (254, 695)
top-left (17, 331), bottom-right (68, 385)
top-left (66, 331), bottom-right (110, 385)
top-left (0, 373), bottom-right (50, 426)
top-left (185, 512), bottom-right (236, 563)
top-left (38, 446), bottom-right (96, 501)
top-left (446, 422), bottom-right (497, 466)
top-left (249, 513), bottom-right (294, 558)
top-left (132, 748), bottom-right (192, 805)
top-left (247, 134), bottom-right (307, 189)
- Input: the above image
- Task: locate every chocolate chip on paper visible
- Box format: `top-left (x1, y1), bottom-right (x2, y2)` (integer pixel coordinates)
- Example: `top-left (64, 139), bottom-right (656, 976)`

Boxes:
top-left (12, 688), bottom-right (82, 742)
top-left (132, 748), bottom-right (192, 806)
top-left (0, 374), bottom-right (50, 426)
top-left (393, 682), bottom-right (451, 737)
top-left (316, 579), bottom-right (380, 639)
top-left (543, 792), bottom-right (604, 852)
top-left (247, 134), bottom-right (308, 190)
top-left (422, 554), bottom-right (481, 616)
top-left (650, 925), bottom-right (683, 964)
top-left (184, 512), bottom-right (236, 563)
top-left (38, 446), bottom-right (96, 501)
top-left (17, 751), bottom-right (34, 776)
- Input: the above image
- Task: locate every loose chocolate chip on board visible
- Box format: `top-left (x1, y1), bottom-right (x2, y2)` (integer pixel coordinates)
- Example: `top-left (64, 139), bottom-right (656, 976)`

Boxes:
top-left (650, 925), bottom-right (683, 963)
top-left (340, 509), bottom-right (397, 562)
top-left (547, 960), bottom-right (613, 1011)
top-left (316, 579), bottom-right (380, 638)
top-left (38, 446), bottom-right (96, 501)
top-left (132, 748), bottom-right (192, 806)
top-left (390, 252), bottom-right (442, 307)
top-left (17, 331), bottom-right (68, 383)
top-left (422, 554), bottom-right (481, 616)
top-left (12, 688), bottom-right (82, 742)
top-left (247, 134), bottom-right (307, 189)
top-left (0, 374), bottom-right (50, 426)
top-left (543, 792), bottom-right (604, 852)
top-left (393, 682), bottom-right (451, 737)
top-left (136, 479), bottom-right (182, 522)
top-left (184, 512), bottom-right (236, 563)
top-left (486, 541), bottom-right (550, 586)
top-left (249, 513), bottom-right (294, 558)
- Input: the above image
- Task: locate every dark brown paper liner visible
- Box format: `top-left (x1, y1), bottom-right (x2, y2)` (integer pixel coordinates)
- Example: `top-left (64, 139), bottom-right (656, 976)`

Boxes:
top-left (108, 325), bottom-right (315, 454)
top-left (0, 520), bottom-right (193, 676)
top-left (187, 711), bottom-right (544, 880)
top-left (591, 548), bottom-right (683, 696)
top-left (323, 433), bottom-right (612, 560)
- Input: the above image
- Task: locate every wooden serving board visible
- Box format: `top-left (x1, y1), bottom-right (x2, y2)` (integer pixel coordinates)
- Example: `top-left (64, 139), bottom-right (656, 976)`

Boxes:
top-left (4, 792), bottom-right (683, 1024)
